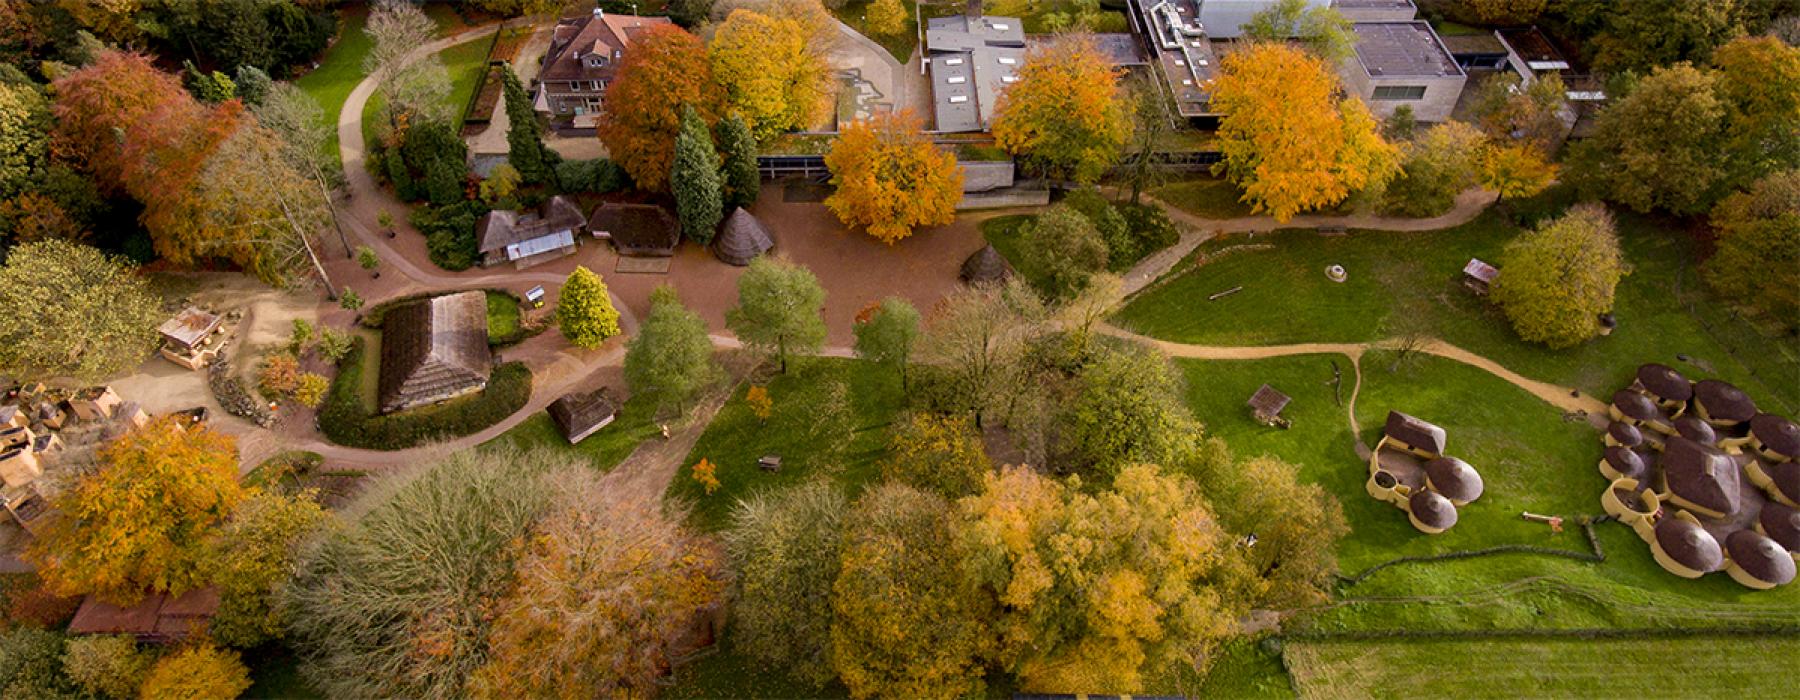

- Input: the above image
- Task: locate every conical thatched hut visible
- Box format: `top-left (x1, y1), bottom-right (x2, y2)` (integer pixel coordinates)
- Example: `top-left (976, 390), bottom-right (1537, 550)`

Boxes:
top-left (960, 245), bottom-right (1013, 285)
top-left (712, 208), bottom-right (774, 266)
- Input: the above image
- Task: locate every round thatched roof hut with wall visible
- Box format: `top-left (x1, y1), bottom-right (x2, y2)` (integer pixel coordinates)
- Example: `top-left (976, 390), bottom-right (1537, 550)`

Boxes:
top-left (1757, 501), bottom-right (1800, 556)
top-left (1423, 457), bottom-right (1483, 506)
top-left (1634, 363), bottom-right (1692, 409)
top-left (1406, 490), bottom-right (1457, 534)
top-left (712, 208), bottom-right (774, 266)
top-left (1694, 379), bottom-right (1757, 427)
top-left (1606, 421), bottom-right (1645, 449)
top-left (1673, 415), bottom-right (1718, 445)
top-left (1600, 446), bottom-right (1649, 482)
top-left (1725, 530), bottom-right (1797, 589)
top-left (960, 245), bottom-right (1013, 285)
top-left (1750, 414), bottom-right (1799, 463)
top-left (1651, 515), bottom-right (1724, 578)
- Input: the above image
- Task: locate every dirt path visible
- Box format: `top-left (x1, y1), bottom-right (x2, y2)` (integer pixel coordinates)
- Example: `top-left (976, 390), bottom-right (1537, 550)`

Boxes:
top-left (602, 390), bottom-right (731, 506)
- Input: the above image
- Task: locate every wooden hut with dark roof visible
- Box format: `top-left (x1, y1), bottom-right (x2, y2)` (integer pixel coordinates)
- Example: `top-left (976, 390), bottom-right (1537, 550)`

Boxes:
top-left (591, 203), bottom-right (680, 257)
top-left (712, 208), bottom-right (774, 266)
top-left (1757, 501), bottom-right (1800, 555)
top-left (378, 291), bottom-right (491, 414)
top-left (1750, 414), bottom-right (1799, 463)
top-left (1461, 258), bottom-right (1498, 295)
top-left (960, 245), bottom-right (1013, 285)
top-left (1652, 514), bottom-right (1725, 578)
top-left (547, 388), bottom-right (618, 445)
top-left (1610, 389), bottom-right (1673, 435)
top-left (1694, 379), bottom-right (1757, 427)
top-left (1672, 415), bottom-right (1718, 445)
top-left (1247, 384), bottom-right (1291, 427)
top-left (1749, 459), bottom-right (1800, 509)
top-left (1725, 530), bottom-right (1797, 589)
top-left (1423, 457), bottom-right (1483, 506)
top-left (1382, 411), bottom-right (1446, 457)
top-left (1407, 490), bottom-right (1458, 534)
top-left (475, 195), bottom-right (586, 269)
top-left (1633, 363), bottom-right (1692, 410)
top-left (1659, 437), bottom-right (1742, 519)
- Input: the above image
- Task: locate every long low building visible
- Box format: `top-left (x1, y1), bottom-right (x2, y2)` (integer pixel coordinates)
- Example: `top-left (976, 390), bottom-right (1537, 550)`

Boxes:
top-left (1340, 20), bottom-right (1466, 122)
top-left (925, 10), bottom-right (1026, 132)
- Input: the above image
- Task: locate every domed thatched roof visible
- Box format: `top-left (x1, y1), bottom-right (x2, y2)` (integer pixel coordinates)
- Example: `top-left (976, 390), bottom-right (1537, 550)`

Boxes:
top-left (1727, 530), bottom-right (1796, 586)
top-left (960, 245), bottom-right (1013, 285)
top-left (1608, 421), bottom-right (1645, 448)
top-left (1751, 414), bottom-right (1800, 459)
top-left (1408, 490), bottom-right (1457, 530)
top-left (1771, 461), bottom-right (1800, 504)
top-left (1636, 363), bottom-right (1692, 402)
top-left (1760, 501), bottom-right (1800, 552)
top-left (1695, 379), bottom-right (1757, 423)
top-left (712, 207), bottom-right (774, 266)
top-left (1674, 415), bottom-right (1718, 445)
top-left (1654, 517), bottom-right (1724, 573)
top-left (1612, 390), bottom-right (1662, 422)
top-left (1661, 437), bottom-right (1742, 517)
top-left (1424, 457), bottom-right (1484, 504)
top-left (1604, 446), bottom-right (1649, 480)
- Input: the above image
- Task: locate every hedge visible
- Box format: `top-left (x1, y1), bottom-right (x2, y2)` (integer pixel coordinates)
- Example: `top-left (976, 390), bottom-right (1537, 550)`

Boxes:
top-left (318, 338), bottom-right (531, 450)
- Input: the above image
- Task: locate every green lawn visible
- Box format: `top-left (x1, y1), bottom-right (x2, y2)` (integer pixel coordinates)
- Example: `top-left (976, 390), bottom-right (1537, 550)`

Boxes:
top-left (485, 290), bottom-right (521, 344)
top-left (1151, 177), bottom-right (1256, 219)
top-left (294, 7), bottom-right (372, 162)
top-left (482, 393), bottom-right (663, 474)
top-left (1117, 205), bottom-right (1800, 414)
top-left (360, 33), bottom-right (495, 149)
top-left (1285, 636), bottom-right (1800, 698)
top-left (980, 214), bottom-right (1046, 291)
top-left (666, 357), bottom-right (907, 532)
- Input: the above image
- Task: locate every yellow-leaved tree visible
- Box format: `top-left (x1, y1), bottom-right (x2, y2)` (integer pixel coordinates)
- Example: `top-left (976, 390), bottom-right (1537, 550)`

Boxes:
top-left (991, 33), bottom-right (1132, 184)
top-left (955, 465), bottom-right (1249, 692)
top-left (138, 644), bottom-right (253, 700)
top-left (823, 110), bottom-right (963, 244)
top-left (709, 1), bottom-right (837, 140)
top-left (1211, 42), bottom-right (1399, 221)
top-left (28, 417), bottom-right (245, 604)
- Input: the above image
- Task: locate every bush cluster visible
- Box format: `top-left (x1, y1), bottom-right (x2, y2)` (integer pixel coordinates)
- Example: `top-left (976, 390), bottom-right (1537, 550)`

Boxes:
top-left (409, 201), bottom-right (491, 271)
top-left (318, 338), bottom-right (531, 450)
top-left (553, 158), bottom-right (629, 194)
top-left (1063, 188), bottom-right (1180, 271)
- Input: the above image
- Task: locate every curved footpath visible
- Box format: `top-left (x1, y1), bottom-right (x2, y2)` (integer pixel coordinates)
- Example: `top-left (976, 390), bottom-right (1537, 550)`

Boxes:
top-left (261, 29), bottom-right (1588, 476)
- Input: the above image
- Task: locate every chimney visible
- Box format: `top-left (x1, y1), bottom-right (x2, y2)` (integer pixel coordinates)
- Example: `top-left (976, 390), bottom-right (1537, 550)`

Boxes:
top-left (966, 0), bottom-right (982, 20)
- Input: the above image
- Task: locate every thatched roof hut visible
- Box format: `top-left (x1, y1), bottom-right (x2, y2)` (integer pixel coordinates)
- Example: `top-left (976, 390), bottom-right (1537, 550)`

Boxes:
top-left (1758, 501), bottom-right (1800, 553)
top-left (591, 203), bottom-right (680, 257)
top-left (712, 208), bottom-right (774, 266)
top-left (1607, 421), bottom-right (1645, 449)
top-left (1247, 384), bottom-right (1291, 423)
top-left (1768, 461), bottom-right (1800, 507)
top-left (547, 388), bottom-right (618, 444)
top-left (1725, 530), bottom-right (1796, 589)
top-left (1694, 379), bottom-right (1757, 426)
top-left (1750, 413), bottom-right (1799, 462)
top-left (1423, 457), bottom-right (1483, 506)
top-left (1660, 437), bottom-right (1742, 519)
top-left (1600, 446), bottom-right (1649, 482)
top-left (1406, 490), bottom-right (1457, 534)
top-left (1384, 411), bottom-right (1446, 456)
top-left (1610, 389), bottom-right (1663, 423)
top-left (1634, 363), bottom-right (1692, 405)
top-left (378, 291), bottom-right (491, 414)
top-left (476, 195), bottom-right (586, 268)
top-left (1652, 516), bottom-right (1723, 578)
top-left (960, 245), bottom-right (1013, 285)
top-left (1673, 415), bottom-right (1718, 445)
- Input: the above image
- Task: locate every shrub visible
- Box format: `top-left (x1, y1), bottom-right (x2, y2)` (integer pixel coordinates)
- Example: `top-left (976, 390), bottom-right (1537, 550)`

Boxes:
top-left (138, 644), bottom-right (250, 700)
top-left (1118, 202), bottom-right (1179, 253)
top-left (62, 634), bottom-right (155, 699)
top-left (315, 328), bottom-right (353, 363)
top-left (553, 158), bottom-right (628, 194)
top-left (257, 352), bottom-right (301, 398)
top-left (288, 318), bottom-right (314, 355)
top-left (0, 628), bottom-right (77, 697)
top-left (318, 338), bottom-right (532, 450)
top-left (410, 201), bottom-right (488, 272)
top-left (1063, 188), bottom-right (1133, 265)
top-left (3, 579), bottom-right (79, 629)
top-left (293, 373), bottom-right (329, 408)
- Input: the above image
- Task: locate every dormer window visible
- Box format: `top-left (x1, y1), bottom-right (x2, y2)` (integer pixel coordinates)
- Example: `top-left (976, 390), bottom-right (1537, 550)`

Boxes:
top-left (586, 55), bottom-right (607, 68)
top-left (997, 56), bottom-right (1016, 65)
top-left (945, 57), bottom-right (964, 66)
top-left (947, 76), bottom-right (966, 84)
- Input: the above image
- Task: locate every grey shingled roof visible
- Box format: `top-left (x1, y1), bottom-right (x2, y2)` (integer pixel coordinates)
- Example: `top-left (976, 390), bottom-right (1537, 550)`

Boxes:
top-left (591, 203), bottom-right (680, 257)
top-left (960, 245), bottom-right (1013, 285)
top-left (547, 388), bottom-right (618, 444)
top-left (378, 291), bottom-right (491, 414)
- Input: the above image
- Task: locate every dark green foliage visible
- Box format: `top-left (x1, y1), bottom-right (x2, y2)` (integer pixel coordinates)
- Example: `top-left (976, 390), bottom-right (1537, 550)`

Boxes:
top-left (183, 60), bottom-right (236, 103)
top-left (1052, 341), bottom-right (1200, 479)
top-left (717, 112), bottom-right (761, 211)
top-left (1062, 188), bottom-right (1132, 268)
top-left (409, 201), bottom-right (488, 271)
top-left (668, 0), bottom-right (715, 27)
top-left (425, 157), bottom-right (464, 206)
top-left (553, 158), bottom-right (628, 194)
top-left (318, 338), bottom-right (532, 450)
top-left (500, 66), bottom-right (549, 183)
top-left (234, 65), bottom-right (272, 106)
top-left (1117, 202), bottom-right (1180, 256)
top-left (671, 105), bottom-right (723, 244)
top-left (0, 627), bottom-right (78, 698)
top-left (382, 149), bottom-right (417, 201)
top-left (1023, 204), bottom-right (1109, 300)
top-left (156, 0), bottom-right (336, 76)
top-left (378, 119), bottom-right (470, 204)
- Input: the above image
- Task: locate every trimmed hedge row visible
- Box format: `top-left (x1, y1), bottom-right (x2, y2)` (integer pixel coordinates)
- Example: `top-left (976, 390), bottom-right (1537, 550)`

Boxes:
top-left (318, 338), bottom-right (531, 450)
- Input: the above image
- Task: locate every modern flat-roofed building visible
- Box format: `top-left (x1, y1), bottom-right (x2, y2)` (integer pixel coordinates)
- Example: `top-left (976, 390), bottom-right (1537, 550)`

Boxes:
top-left (926, 8), bottom-right (1027, 133)
top-left (1330, 0), bottom-right (1415, 23)
top-left (1131, 0), bottom-right (1222, 117)
top-left (1341, 21), bottom-right (1466, 122)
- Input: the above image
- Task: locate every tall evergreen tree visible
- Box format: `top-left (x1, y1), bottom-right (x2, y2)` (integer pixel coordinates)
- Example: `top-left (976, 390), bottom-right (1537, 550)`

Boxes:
top-left (671, 104), bottom-right (724, 244)
top-left (717, 111), bottom-right (761, 211)
top-left (500, 66), bottom-right (548, 183)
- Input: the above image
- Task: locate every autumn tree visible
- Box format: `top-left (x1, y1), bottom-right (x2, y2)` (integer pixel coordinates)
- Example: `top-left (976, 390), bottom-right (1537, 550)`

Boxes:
top-left (1480, 143), bottom-right (1557, 201)
top-left (723, 481), bottom-right (848, 688)
top-left (556, 265), bottom-right (623, 348)
top-left (255, 82), bottom-right (352, 257)
top-left (823, 111), bottom-right (961, 244)
top-left (501, 65), bottom-right (551, 183)
top-left (1467, 0), bottom-right (1546, 24)
top-left (866, 0), bottom-right (906, 36)
top-left (884, 412), bottom-right (992, 497)
top-left (717, 111), bottom-right (761, 210)
top-left (1240, 0), bottom-right (1355, 62)
top-left (365, 0), bottom-right (451, 126)
top-left (1566, 0), bottom-right (1741, 75)
top-left (919, 278), bottom-right (1045, 428)
top-left (672, 105), bottom-right (725, 244)
top-left (599, 25), bottom-right (722, 191)
top-left (624, 285), bottom-right (720, 413)
top-left (710, 5), bottom-right (835, 139)
top-left (196, 122), bottom-right (339, 292)
top-left (1704, 169), bottom-right (1800, 328)
top-left (137, 644), bottom-right (252, 700)
top-left (1056, 272), bottom-right (1124, 357)
top-left (1024, 204), bottom-right (1109, 301)
top-left (61, 634), bottom-right (156, 700)
top-left (201, 490), bottom-right (329, 648)
top-left (0, 79), bottom-right (50, 201)
top-left (832, 483), bottom-right (993, 699)
top-left (1119, 75), bottom-right (1171, 204)
top-left (1491, 203), bottom-right (1624, 349)
top-left (282, 447), bottom-right (560, 698)
top-left (1180, 453), bottom-right (1347, 608)
top-left (1711, 36), bottom-right (1800, 188)
top-left (726, 256), bottom-right (827, 373)
top-left (1570, 63), bottom-right (1726, 215)
top-left (1211, 42), bottom-right (1399, 222)
top-left (992, 34), bottom-right (1132, 184)
top-left (1383, 121), bottom-right (1485, 217)
top-left (28, 418), bottom-right (245, 604)
top-left (852, 296), bottom-right (921, 389)
top-left (957, 465), bottom-right (1245, 691)
top-left (1467, 72), bottom-right (1567, 153)
top-left (472, 473), bottom-right (728, 697)
top-left (0, 240), bottom-right (160, 381)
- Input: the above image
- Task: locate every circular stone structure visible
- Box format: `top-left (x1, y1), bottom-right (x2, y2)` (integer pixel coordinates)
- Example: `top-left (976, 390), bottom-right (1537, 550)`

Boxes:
top-left (1601, 446), bottom-right (1649, 481)
top-left (1750, 413), bottom-right (1799, 462)
top-left (1325, 264), bottom-right (1347, 283)
top-left (1611, 389), bottom-right (1662, 423)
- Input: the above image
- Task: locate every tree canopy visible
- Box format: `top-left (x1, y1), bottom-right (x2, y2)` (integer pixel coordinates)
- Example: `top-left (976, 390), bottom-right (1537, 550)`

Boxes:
top-left (597, 24), bottom-right (722, 192)
top-left (1704, 169), bottom-right (1800, 329)
top-left (1570, 63), bottom-right (1727, 215)
top-left (824, 110), bottom-right (963, 244)
top-left (624, 285), bottom-right (719, 412)
top-left (723, 481), bottom-right (848, 688)
top-left (556, 265), bottom-right (623, 348)
top-left (883, 412), bottom-right (992, 498)
top-left (1023, 204), bottom-right (1109, 301)
top-left (0, 239), bottom-right (161, 381)
top-left (725, 256), bottom-right (828, 373)
top-left (1383, 121), bottom-right (1485, 217)
top-left (851, 296), bottom-right (921, 389)
top-left (709, 5), bottom-right (835, 140)
top-left (991, 34), bottom-right (1131, 184)
top-left (671, 104), bottom-right (724, 244)
top-left (1491, 203), bottom-right (1624, 348)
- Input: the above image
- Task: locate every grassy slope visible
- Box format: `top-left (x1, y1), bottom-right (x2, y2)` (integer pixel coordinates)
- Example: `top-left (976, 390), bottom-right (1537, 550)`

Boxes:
top-left (482, 393), bottom-right (662, 474)
top-left (980, 214), bottom-right (1046, 291)
top-left (666, 357), bottom-right (907, 532)
top-left (1117, 208), bottom-right (1800, 414)
top-left (1152, 177), bottom-right (1256, 219)
top-left (361, 37), bottom-right (493, 148)
top-left (484, 290), bottom-right (520, 340)
top-left (1286, 636), bottom-right (1800, 698)
top-left (294, 7), bottom-right (372, 162)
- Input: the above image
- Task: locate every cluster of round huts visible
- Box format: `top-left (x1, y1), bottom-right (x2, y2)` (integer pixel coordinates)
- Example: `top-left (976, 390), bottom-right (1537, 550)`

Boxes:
top-left (1366, 411), bottom-right (1486, 534)
top-left (1601, 363), bottom-right (1799, 589)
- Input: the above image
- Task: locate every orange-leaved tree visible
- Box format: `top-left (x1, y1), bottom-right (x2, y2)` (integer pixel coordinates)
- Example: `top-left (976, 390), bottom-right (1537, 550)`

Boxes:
top-left (28, 417), bottom-right (246, 604)
top-left (597, 24), bottom-right (723, 192)
top-left (1210, 42), bottom-right (1399, 222)
top-left (823, 110), bottom-right (963, 244)
top-left (991, 33), bottom-right (1131, 184)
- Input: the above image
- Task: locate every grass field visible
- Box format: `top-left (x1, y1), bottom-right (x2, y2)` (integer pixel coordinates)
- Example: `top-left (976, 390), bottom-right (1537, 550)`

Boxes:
top-left (666, 357), bottom-right (907, 531)
top-left (294, 5), bottom-right (481, 163)
top-left (1284, 636), bottom-right (1800, 698)
top-left (1116, 205), bottom-right (1800, 414)
top-left (980, 214), bottom-right (1046, 290)
top-left (834, 0), bottom-right (920, 62)
top-left (483, 392), bottom-right (663, 474)
top-left (361, 36), bottom-right (493, 148)
top-left (1151, 177), bottom-right (1256, 219)
top-left (484, 289), bottom-right (521, 344)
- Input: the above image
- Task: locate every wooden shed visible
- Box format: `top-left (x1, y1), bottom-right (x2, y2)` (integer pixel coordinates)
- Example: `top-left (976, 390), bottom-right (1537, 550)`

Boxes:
top-left (547, 388), bottom-right (618, 445)
top-left (712, 208), bottom-right (774, 266)
top-left (157, 307), bottom-right (224, 370)
top-left (591, 203), bottom-right (680, 257)
top-left (1461, 258), bottom-right (1498, 295)
top-left (1246, 384), bottom-right (1291, 427)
